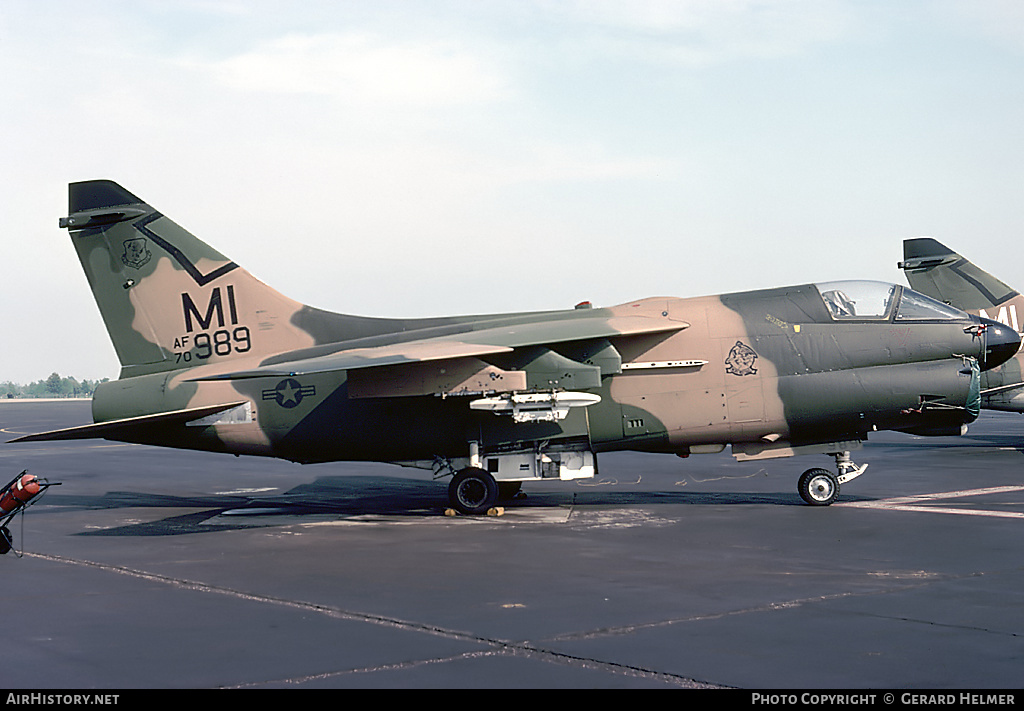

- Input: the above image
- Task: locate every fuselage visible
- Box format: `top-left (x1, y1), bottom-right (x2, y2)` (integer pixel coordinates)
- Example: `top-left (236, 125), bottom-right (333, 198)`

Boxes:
top-left (90, 279), bottom-right (1013, 464)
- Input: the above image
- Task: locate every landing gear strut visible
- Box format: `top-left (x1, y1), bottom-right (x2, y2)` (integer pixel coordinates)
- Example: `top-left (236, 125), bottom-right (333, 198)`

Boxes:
top-left (797, 451), bottom-right (868, 506)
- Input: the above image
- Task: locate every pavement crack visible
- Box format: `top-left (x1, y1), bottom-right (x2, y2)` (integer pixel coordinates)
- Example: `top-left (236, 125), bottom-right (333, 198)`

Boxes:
top-left (23, 551), bottom-right (722, 688)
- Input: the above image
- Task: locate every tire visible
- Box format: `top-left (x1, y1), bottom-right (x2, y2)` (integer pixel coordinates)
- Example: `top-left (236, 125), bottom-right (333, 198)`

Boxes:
top-left (798, 468), bottom-right (839, 506)
top-left (449, 467), bottom-right (499, 515)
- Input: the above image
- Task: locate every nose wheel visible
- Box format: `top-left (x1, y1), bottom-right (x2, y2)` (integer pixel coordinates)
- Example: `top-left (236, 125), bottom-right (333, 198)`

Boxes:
top-left (798, 451), bottom-right (868, 506)
top-left (798, 468), bottom-right (839, 506)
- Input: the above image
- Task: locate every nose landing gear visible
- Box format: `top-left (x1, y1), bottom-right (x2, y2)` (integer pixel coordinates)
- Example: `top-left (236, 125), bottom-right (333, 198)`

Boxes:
top-left (798, 451), bottom-right (868, 506)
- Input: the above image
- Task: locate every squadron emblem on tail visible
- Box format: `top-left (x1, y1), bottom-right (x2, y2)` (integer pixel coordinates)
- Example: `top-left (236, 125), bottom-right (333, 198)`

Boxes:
top-left (121, 237), bottom-right (151, 269)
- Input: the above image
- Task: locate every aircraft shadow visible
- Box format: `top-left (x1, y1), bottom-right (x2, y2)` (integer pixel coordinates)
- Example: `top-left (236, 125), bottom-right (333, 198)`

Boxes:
top-left (31, 476), bottom-right (837, 537)
top-left (869, 433), bottom-right (1024, 453)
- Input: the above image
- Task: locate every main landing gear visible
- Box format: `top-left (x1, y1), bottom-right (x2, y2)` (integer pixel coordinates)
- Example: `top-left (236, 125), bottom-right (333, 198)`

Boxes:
top-left (446, 468), bottom-right (524, 515)
top-left (448, 467), bottom-right (499, 516)
top-left (442, 441), bottom-right (594, 515)
top-left (797, 451), bottom-right (868, 506)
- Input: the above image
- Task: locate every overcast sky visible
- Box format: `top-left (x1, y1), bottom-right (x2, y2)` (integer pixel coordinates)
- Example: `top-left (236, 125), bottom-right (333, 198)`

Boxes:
top-left (3, 0), bottom-right (1024, 384)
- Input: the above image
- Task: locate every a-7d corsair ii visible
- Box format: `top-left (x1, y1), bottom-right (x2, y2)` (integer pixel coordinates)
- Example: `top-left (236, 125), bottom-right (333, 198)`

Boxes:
top-left (12, 181), bottom-right (1020, 511)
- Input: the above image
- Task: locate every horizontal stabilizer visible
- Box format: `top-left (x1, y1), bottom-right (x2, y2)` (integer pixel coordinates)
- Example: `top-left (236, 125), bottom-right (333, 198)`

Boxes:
top-left (981, 381), bottom-right (1024, 396)
top-left (8, 402), bottom-right (247, 443)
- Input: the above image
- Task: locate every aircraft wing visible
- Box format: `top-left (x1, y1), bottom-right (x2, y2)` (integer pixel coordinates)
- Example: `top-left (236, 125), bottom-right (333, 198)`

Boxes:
top-left (190, 340), bottom-right (516, 380)
top-left (189, 313), bottom-right (688, 398)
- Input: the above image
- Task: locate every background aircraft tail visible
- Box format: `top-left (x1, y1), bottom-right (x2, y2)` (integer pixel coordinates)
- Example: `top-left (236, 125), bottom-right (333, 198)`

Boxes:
top-left (63, 180), bottom-right (327, 378)
top-left (900, 238), bottom-right (1024, 411)
top-left (899, 237), bottom-right (1022, 324)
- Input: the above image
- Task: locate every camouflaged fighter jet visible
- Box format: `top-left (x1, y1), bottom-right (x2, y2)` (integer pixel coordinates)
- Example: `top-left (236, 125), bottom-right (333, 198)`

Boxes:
top-left (900, 238), bottom-right (1024, 413)
top-left (10, 182), bottom-right (1021, 511)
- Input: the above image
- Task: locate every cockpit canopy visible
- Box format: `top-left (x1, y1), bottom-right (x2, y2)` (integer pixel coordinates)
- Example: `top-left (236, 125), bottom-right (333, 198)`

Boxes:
top-left (816, 281), bottom-right (965, 321)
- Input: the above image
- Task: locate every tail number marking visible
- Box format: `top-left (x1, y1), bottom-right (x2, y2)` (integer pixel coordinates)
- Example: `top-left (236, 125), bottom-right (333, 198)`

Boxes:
top-left (175, 286), bottom-right (252, 362)
top-left (979, 304), bottom-right (1020, 333)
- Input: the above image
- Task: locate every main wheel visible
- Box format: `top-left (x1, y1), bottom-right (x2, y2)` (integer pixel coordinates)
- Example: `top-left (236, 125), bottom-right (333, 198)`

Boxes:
top-left (798, 468), bottom-right (839, 506)
top-left (449, 467), bottom-right (499, 515)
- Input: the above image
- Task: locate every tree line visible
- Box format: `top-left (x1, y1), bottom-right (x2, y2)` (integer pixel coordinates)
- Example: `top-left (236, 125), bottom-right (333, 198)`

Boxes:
top-left (1, 374), bottom-right (110, 399)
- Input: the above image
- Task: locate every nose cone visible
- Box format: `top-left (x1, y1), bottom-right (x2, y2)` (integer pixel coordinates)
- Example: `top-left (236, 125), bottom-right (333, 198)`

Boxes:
top-left (978, 318), bottom-right (1021, 371)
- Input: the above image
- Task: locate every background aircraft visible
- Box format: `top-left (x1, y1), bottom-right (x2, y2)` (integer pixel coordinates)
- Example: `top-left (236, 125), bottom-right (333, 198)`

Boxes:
top-left (11, 182), bottom-right (1019, 511)
top-left (900, 238), bottom-right (1024, 413)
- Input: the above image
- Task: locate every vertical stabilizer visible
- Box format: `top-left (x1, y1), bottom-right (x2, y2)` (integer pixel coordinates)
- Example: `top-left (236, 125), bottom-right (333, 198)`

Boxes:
top-left (62, 180), bottom-right (315, 378)
top-left (899, 237), bottom-right (1019, 314)
top-left (900, 237), bottom-right (1024, 411)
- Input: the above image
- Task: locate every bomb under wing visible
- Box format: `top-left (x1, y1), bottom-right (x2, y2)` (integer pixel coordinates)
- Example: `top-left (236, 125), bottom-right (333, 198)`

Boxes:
top-left (10, 181), bottom-right (1020, 512)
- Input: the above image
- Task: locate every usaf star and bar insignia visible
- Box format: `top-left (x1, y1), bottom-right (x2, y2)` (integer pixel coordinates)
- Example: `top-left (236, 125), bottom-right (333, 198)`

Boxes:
top-left (262, 378), bottom-right (316, 408)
